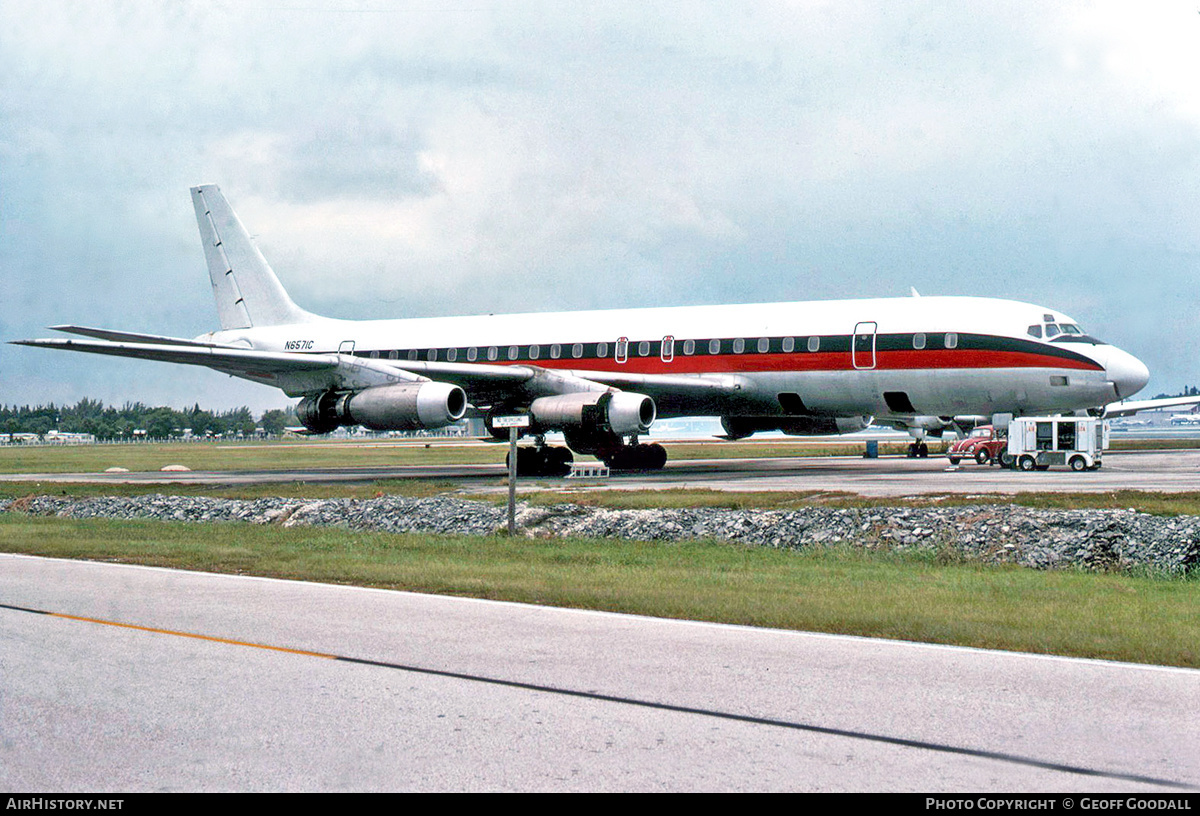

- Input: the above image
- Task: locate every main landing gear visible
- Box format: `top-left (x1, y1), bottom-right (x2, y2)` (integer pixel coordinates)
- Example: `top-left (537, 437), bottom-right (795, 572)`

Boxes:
top-left (507, 437), bottom-right (669, 477)
top-left (506, 443), bottom-right (574, 477)
top-left (905, 442), bottom-right (930, 458)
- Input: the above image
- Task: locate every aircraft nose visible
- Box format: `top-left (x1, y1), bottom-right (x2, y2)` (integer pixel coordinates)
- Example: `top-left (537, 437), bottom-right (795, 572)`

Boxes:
top-left (1105, 347), bottom-right (1150, 399)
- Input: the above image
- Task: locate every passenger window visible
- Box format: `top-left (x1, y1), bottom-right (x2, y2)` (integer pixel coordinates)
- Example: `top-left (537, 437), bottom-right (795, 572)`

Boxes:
top-left (427, 349), bottom-right (438, 361)
top-left (467, 347), bottom-right (477, 361)
top-left (596, 341), bottom-right (608, 358)
top-left (550, 344), bottom-right (561, 359)
top-left (528, 344), bottom-right (539, 360)
top-left (733, 338), bottom-right (745, 353)
top-left (913, 333), bottom-right (926, 350)
top-left (757, 337), bottom-right (769, 353)
top-left (682, 339), bottom-right (695, 355)
top-left (572, 343), bottom-right (583, 358)
top-left (944, 332), bottom-right (958, 349)
top-left (407, 350), bottom-right (418, 361)
top-left (709, 339), bottom-right (721, 354)
top-left (446, 348), bottom-right (457, 362)
top-left (507, 345), bottom-right (519, 360)
top-left (637, 340), bottom-right (650, 357)
top-left (807, 336), bottom-right (820, 352)
top-left (487, 346), bottom-right (498, 361)
top-left (782, 337), bottom-right (794, 353)
top-left (1027, 325), bottom-right (1042, 339)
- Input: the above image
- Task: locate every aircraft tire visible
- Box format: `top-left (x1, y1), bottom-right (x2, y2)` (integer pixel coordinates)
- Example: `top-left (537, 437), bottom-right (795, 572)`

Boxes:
top-left (602, 443), bottom-right (667, 471)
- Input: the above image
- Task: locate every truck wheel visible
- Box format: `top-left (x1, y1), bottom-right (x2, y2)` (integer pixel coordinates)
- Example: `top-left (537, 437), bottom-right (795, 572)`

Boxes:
top-left (998, 451), bottom-right (1015, 469)
top-left (1018, 456), bottom-right (1036, 472)
top-left (1069, 456), bottom-right (1087, 472)
top-left (974, 448), bottom-right (991, 465)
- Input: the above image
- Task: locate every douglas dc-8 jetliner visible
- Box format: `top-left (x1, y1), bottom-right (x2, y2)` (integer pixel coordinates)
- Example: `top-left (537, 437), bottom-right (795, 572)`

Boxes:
top-left (14, 184), bottom-right (1157, 475)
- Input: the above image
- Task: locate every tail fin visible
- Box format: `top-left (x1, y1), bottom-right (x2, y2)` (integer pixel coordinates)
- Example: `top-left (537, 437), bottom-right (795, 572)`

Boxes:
top-left (191, 184), bottom-right (316, 329)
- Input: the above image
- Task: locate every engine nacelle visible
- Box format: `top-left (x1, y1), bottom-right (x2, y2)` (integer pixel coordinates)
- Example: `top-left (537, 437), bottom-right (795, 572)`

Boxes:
top-left (529, 391), bottom-right (656, 452)
top-left (297, 382), bottom-right (467, 433)
top-left (721, 415), bottom-right (871, 439)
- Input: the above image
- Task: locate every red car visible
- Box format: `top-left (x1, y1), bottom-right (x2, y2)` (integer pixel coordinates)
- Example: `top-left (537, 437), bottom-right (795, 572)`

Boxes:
top-left (947, 425), bottom-right (1006, 465)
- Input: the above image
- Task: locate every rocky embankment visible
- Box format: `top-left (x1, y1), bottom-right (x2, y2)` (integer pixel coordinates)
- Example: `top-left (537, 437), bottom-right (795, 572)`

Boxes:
top-left (4, 494), bottom-right (1199, 575)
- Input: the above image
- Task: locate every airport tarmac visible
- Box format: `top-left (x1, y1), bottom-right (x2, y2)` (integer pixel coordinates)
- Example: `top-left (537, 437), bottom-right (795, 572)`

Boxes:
top-left (2, 554), bottom-right (1197, 792)
top-left (4, 449), bottom-right (1200, 496)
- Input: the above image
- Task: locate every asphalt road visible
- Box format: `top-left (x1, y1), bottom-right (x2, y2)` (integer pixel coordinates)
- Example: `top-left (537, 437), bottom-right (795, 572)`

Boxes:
top-left (2, 554), bottom-right (1197, 792)
top-left (4, 449), bottom-right (1200, 496)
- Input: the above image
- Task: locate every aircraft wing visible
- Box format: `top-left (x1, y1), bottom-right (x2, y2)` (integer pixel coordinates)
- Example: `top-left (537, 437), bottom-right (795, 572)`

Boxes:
top-left (369, 360), bottom-right (742, 413)
top-left (1103, 395), bottom-right (1200, 418)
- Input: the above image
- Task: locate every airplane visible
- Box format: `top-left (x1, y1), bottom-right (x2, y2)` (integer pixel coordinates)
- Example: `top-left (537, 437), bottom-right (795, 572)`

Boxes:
top-left (12, 184), bottom-right (1155, 476)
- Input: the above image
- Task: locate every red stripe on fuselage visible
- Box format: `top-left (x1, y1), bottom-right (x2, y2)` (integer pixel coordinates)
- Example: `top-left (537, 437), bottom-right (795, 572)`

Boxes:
top-left (472, 349), bottom-right (1104, 376)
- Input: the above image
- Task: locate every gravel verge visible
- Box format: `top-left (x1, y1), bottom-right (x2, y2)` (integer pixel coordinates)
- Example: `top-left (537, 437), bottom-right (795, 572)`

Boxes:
top-left (4, 494), bottom-right (1198, 575)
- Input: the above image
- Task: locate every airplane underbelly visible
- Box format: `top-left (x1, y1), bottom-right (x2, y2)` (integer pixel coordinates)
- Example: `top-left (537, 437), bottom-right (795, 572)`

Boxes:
top-left (738, 366), bottom-right (1111, 418)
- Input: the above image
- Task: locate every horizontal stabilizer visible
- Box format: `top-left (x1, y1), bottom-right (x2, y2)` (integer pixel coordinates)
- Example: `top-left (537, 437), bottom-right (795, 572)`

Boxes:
top-left (49, 325), bottom-right (226, 348)
top-left (10, 338), bottom-right (420, 397)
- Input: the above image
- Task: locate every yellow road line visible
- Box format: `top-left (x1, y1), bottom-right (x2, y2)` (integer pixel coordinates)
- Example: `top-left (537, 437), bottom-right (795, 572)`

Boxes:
top-left (48, 610), bottom-right (340, 659)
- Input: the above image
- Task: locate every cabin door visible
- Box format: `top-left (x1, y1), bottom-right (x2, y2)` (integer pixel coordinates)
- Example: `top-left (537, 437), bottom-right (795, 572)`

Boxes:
top-left (852, 322), bottom-right (877, 370)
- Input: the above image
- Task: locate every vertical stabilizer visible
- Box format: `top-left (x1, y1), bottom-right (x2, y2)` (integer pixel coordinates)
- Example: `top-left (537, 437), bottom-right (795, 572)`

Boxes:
top-left (191, 184), bottom-right (316, 329)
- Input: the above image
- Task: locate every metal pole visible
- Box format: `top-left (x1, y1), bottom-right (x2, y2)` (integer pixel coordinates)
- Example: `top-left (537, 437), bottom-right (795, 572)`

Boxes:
top-left (508, 425), bottom-right (518, 535)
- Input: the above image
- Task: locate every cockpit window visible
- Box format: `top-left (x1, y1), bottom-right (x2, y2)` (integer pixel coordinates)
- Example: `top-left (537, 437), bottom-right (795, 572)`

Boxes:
top-left (1027, 325), bottom-right (1042, 339)
top-left (1045, 324), bottom-right (1061, 338)
top-left (1059, 323), bottom-right (1082, 334)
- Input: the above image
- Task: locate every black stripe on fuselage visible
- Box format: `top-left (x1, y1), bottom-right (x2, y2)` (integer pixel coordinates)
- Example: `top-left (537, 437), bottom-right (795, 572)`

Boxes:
top-left (339, 332), bottom-right (1102, 370)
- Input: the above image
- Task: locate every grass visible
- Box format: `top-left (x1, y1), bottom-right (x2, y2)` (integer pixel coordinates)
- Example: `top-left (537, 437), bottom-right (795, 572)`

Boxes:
top-left (1, 512), bottom-right (1196, 668)
top-left (0, 436), bottom-right (892, 474)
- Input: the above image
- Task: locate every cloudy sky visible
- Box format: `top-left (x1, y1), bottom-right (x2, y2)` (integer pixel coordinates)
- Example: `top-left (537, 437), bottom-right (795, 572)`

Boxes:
top-left (3, 1), bottom-right (1200, 413)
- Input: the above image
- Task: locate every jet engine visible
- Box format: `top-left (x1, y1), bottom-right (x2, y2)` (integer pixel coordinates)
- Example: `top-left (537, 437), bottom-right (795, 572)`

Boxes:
top-left (720, 415), bottom-right (871, 440)
top-left (529, 390), bottom-right (656, 453)
top-left (297, 382), bottom-right (467, 434)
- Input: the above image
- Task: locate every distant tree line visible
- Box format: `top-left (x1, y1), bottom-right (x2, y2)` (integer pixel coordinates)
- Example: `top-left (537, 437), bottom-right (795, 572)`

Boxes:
top-left (1152, 385), bottom-right (1200, 401)
top-left (0, 399), bottom-right (298, 440)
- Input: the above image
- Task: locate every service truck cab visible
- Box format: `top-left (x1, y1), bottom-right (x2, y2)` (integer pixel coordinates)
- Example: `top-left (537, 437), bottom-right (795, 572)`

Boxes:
top-left (1005, 416), bottom-right (1108, 471)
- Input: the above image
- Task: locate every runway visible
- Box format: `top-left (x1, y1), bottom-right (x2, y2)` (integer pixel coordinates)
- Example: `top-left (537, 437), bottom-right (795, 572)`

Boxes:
top-left (2, 554), bottom-right (1197, 792)
top-left (4, 449), bottom-right (1200, 496)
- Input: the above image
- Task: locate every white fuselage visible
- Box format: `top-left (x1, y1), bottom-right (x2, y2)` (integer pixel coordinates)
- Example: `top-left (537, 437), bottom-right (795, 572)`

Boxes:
top-left (205, 294), bottom-right (1148, 423)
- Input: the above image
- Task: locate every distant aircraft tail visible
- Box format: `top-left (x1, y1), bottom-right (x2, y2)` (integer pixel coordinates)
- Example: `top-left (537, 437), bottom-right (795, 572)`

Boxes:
top-left (191, 184), bottom-right (317, 330)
